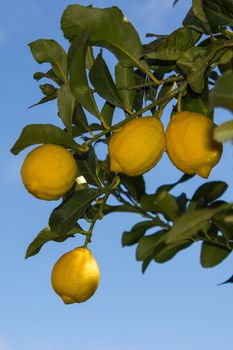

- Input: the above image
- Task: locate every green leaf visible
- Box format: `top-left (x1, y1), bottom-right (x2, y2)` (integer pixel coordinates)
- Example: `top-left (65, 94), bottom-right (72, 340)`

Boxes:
top-left (68, 32), bottom-right (101, 121)
top-left (120, 174), bottom-right (145, 201)
top-left (29, 39), bottom-right (67, 83)
top-left (156, 173), bottom-right (194, 193)
top-left (86, 46), bottom-right (95, 70)
top-left (183, 8), bottom-right (211, 34)
top-left (140, 191), bottom-right (179, 222)
top-left (25, 225), bottom-right (82, 258)
top-left (203, 0), bottom-right (233, 32)
top-left (136, 230), bottom-right (166, 261)
top-left (154, 240), bottom-right (192, 263)
top-left (72, 104), bottom-right (88, 126)
top-left (177, 46), bottom-right (209, 93)
top-left (101, 102), bottom-right (115, 128)
top-left (191, 181), bottom-right (228, 205)
top-left (218, 48), bottom-right (233, 73)
top-left (176, 193), bottom-right (189, 215)
top-left (115, 64), bottom-right (136, 111)
top-left (145, 27), bottom-right (196, 61)
top-left (181, 84), bottom-right (213, 118)
top-left (157, 81), bottom-right (176, 108)
top-left (29, 93), bottom-right (57, 108)
top-left (33, 69), bottom-right (63, 86)
top-left (213, 120), bottom-right (233, 143)
top-left (133, 70), bottom-right (146, 112)
top-left (219, 274), bottom-right (233, 285)
top-left (49, 188), bottom-right (105, 235)
top-left (102, 204), bottom-right (141, 215)
top-left (39, 84), bottom-right (57, 96)
top-left (213, 218), bottom-right (233, 240)
top-left (57, 83), bottom-right (77, 134)
top-left (192, 0), bottom-right (208, 23)
top-left (75, 147), bottom-right (102, 187)
top-left (142, 256), bottom-right (154, 273)
top-left (165, 204), bottom-right (231, 245)
top-left (177, 40), bottom-right (230, 93)
top-left (210, 71), bottom-right (233, 113)
top-left (89, 52), bottom-right (123, 108)
top-left (61, 4), bottom-right (149, 71)
top-left (200, 241), bottom-right (231, 268)
top-left (122, 221), bottom-right (158, 246)
top-left (11, 124), bottom-right (81, 155)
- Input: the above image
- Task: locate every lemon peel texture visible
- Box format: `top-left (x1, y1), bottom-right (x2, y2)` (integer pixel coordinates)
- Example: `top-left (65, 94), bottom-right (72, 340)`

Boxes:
top-left (21, 143), bottom-right (78, 200)
top-left (51, 247), bottom-right (100, 304)
top-left (108, 117), bottom-right (165, 176)
top-left (166, 111), bottom-right (222, 178)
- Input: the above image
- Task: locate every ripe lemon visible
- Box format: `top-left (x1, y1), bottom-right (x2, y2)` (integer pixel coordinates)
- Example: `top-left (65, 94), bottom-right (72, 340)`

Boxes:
top-left (51, 247), bottom-right (100, 304)
top-left (108, 117), bottom-right (165, 176)
top-left (166, 111), bottom-right (222, 178)
top-left (21, 144), bottom-right (78, 200)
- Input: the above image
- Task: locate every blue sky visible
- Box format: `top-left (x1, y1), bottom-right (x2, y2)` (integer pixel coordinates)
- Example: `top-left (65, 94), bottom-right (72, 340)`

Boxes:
top-left (1, 1), bottom-right (233, 349)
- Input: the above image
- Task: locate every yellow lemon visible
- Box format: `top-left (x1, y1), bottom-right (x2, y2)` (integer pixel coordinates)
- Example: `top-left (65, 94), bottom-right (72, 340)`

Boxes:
top-left (108, 117), bottom-right (165, 176)
top-left (166, 111), bottom-right (222, 178)
top-left (21, 144), bottom-right (78, 200)
top-left (51, 247), bottom-right (100, 304)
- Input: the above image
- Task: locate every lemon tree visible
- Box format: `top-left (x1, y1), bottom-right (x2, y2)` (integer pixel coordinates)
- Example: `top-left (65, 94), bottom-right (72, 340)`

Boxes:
top-left (11, 0), bottom-right (233, 302)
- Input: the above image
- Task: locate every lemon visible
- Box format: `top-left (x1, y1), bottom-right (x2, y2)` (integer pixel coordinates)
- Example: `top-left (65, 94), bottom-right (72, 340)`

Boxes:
top-left (166, 111), bottom-right (222, 178)
top-left (51, 247), bottom-right (100, 304)
top-left (108, 117), bottom-right (165, 176)
top-left (21, 144), bottom-right (78, 200)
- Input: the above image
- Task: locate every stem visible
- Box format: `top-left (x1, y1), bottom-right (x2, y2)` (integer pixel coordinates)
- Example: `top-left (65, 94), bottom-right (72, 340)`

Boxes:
top-left (115, 187), bottom-right (169, 227)
top-left (177, 93), bottom-right (182, 112)
top-left (221, 30), bottom-right (233, 39)
top-left (83, 176), bottom-right (120, 247)
top-left (82, 82), bottom-right (187, 148)
top-left (117, 75), bottom-right (184, 91)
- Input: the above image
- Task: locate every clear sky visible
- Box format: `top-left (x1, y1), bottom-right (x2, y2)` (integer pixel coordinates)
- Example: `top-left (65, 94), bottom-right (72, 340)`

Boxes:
top-left (1, 1), bottom-right (233, 350)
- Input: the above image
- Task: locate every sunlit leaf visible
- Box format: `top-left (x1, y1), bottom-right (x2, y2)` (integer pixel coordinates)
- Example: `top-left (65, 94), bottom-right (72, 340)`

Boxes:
top-left (145, 27), bottom-right (196, 61)
top-left (61, 4), bottom-right (149, 71)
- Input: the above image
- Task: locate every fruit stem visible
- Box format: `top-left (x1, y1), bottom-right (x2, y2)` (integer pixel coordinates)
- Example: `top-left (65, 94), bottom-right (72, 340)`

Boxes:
top-left (86, 84), bottom-right (184, 146)
top-left (117, 75), bottom-right (184, 91)
top-left (83, 176), bottom-right (121, 247)
top-left (177, 93), bottom-right (182, 112)
top-left (177, 81), bottom-right (188, 112)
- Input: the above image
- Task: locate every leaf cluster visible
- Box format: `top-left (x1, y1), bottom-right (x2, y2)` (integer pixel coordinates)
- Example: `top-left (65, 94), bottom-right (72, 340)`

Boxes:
top-left (11, 1), bottom-right (233, 284)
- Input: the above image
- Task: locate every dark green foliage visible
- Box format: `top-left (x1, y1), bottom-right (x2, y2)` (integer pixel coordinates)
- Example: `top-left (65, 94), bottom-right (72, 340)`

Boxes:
top-left (11, 2), bottom-right (233, 283)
